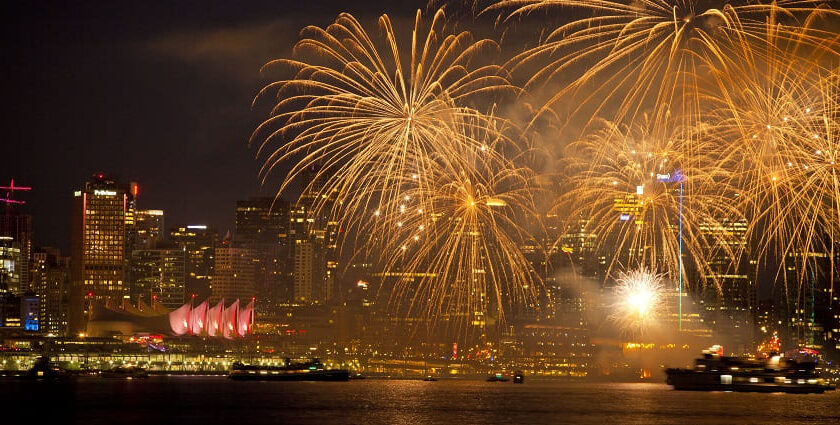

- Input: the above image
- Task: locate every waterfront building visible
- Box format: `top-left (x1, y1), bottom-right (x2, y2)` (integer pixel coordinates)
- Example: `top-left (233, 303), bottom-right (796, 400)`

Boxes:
top-left (517, 324), bottom-right (592, 377)
top-left (69, 174), bottom-right (129, 335)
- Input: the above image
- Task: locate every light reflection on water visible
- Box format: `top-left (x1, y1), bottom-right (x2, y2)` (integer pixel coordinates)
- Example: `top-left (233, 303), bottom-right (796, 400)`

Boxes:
top-left (2, 377), bottom-right (838, 424)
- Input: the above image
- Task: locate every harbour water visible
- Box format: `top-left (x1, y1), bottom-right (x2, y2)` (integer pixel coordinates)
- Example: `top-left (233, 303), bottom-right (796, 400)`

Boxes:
top-left (1, 377), bottom-right (838, 424)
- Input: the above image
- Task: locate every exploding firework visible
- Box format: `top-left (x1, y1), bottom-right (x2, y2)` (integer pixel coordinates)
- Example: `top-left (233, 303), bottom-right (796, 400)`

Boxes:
top-left (252, 8), bottom-right (541, 331)
top-left (252, 8), bottom-right (517, 250)
top-left (359, 125), bottom-right (541, 331)
top-left (556, 116), bottom-right (743, 290)
top-left (609, 268), bottom-right (667, 335)
top-left (700, 18), bottom-right (840, 290)
top-left (485, 0), bottom-right (838, 125)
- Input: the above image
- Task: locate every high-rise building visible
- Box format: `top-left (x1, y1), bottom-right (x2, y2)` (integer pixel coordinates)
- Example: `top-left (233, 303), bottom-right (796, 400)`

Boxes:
top-left (235, 197), bottom-right (287, 243)
top-left (0, 236), bottom-right (22, 296)
top-left (234, 197), bottom-right (290, 313)
top-left (131, 209), bottom-right (164, 250)
top-left (212, 243), bottom-right (255, 302)
top-left (293, 239), bottom-right (315, 303)
top-left (696, 216), bottom-right (756, 352)
top-left (169, 225), bottom-right (217, 300)
top-left (0, 236), bottom-right (23, 328)
top-left (30, 247), bottom-right (70, 336)
top-left (69, 174), bottom-right (129, 334)
top-left (130, 245), bottom-right (186, 309)
top-left (0, 179), bottom-right (33, 294)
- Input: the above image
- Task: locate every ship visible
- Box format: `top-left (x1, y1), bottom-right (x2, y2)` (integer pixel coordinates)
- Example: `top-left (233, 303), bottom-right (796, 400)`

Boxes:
top-left (666, 344), bottom-right (835, 394)
top-left (99, 365), bottom-right (149, 379)
top-left (486, 372), bottom-right (510, 382)
top-left (228, 358), bottom-right (349, 381)
top-left (23, 356), bottom-right (70, 380)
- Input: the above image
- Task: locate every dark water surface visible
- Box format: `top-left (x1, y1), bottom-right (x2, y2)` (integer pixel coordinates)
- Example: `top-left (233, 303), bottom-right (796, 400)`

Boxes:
top-left (1, 376), bottom-right (838, 424)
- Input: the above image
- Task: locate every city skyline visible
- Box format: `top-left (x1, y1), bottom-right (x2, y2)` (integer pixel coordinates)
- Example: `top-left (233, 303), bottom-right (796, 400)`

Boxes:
top-left (0, 4), bottom-right (839, 421)
top-left (1, 1), bottom-right (422, 252)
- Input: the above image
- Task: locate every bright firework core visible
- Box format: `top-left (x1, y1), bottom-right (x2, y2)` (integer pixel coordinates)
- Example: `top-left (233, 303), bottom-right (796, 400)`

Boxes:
top-left (610, 269), bottom-right (666, 336)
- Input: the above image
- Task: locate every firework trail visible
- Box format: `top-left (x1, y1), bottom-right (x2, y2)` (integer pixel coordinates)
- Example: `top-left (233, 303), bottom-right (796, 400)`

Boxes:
top-left (253, 8), bottom-right (540, 330)
top-left (360, 123), bottom-right (541, 331)
top-left (484, 1), bottom-right (838, 126)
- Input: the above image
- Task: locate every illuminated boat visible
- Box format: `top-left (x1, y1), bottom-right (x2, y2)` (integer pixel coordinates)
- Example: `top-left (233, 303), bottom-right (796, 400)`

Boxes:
top-left (486, 372), bottom-right (510, 382)
top-left (228, 359), bottom-right (349, 381)
top-left (100, 365), bottom-right (149, 379)
top-left (665, 345), bottom-right (835, 394)
top-left (23, 356), bottom-right (70, 380)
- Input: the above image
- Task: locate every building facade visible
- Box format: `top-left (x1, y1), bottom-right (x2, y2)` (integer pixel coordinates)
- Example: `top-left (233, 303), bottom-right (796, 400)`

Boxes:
top-left (70, 174), bottom-right (129, 334)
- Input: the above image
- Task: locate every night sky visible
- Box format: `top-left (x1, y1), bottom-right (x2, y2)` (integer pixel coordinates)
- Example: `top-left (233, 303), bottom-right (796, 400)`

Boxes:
top-left (1, 1), bottom-right (425, 252)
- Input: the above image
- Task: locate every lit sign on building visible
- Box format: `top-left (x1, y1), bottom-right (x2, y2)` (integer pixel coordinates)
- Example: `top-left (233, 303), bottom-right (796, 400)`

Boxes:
top-left (94, 190), bottom-right (117, 196)
top-left (636, 185), bottom-right (644, 195)
top-left (187, 225), bottom-right (207, 230)
top-left (73, 191), bottom-right (82, 197)
top-left (656, 169), bottom-right (686, 183)
top-left (620, 214), bottom-right (631, 221)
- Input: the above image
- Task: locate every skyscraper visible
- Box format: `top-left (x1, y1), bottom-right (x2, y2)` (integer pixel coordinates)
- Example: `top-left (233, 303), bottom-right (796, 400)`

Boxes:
top-left (0, 236), bottom-right (21, 296)
top-left (212, 242), bottom-right (255, 303)
top-left (31, 247), bottom-right (70, 336)
top-left (169, 225), bottom-right (217, 301)
top-left (0, 179), bottom-right (33, 294)
top-left (130, 245), bottom-right (186, 309)
top-left (234, 197), bottom-right (290, 310)
top-left (69, 174), bottom-right (129, 334)
top-left (131, 209), bottom-right (164, 250)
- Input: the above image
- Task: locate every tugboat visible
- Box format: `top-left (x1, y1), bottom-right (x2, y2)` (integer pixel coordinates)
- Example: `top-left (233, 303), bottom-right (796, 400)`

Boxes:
top-left (666, 342), bottom-right (835, 394)
top-left (23, 356), bottom-right (69, 380)
top-left (229, 358), bottom-right (349, 381)
top-left (486, 372), bottom-right (510, 382)
top-left (100, 365), bottom-right (149, 379)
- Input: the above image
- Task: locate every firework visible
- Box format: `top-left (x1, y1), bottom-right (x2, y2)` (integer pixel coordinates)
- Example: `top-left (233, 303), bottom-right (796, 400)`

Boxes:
top-left (484, 0), bottom-right (838, 125)
top-left (609, 268), bottom-right (667, 336)
top-left (700, 18), bottom-right (840, 290)
top-left (252, 8), bottom-right (517, 250)
top-left (252, 9), bottom-right (542, 331)
top-left (555, 116), bottom-right (743, 290)
top-left (360, 125), bottom-right (541, 331)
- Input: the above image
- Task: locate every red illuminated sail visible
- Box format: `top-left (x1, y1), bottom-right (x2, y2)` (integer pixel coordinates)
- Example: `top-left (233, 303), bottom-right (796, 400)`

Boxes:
top-left (222, 299), bottom-right (239, 339)
top-left (206, 299), bottom-right (224, 337)
top-left (190, 300), bottom-right (208, 335)
top-left (169, 303), bottom-right (191, 336)
top-left (238, 299), bottom-right (254, 337)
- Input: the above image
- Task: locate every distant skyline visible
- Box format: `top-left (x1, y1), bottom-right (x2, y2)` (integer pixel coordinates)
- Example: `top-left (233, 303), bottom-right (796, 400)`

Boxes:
top-left (1, 1), bottom-right (423, 252)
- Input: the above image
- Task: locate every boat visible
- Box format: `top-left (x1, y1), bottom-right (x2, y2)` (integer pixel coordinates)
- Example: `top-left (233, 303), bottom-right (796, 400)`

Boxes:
top-left (486, 372), bottom-right (510, 382)
top-left (100, 365), bottom-right (149, 379)
top-left (23, 356), bottom-right (69, 380)
top-left (228, 358), bottom-right (349, 381)
top-left (666, 345), bottom-right (835, 394)
top-left (423, 375), bottom-right (438, 381)
top-left (513, 370), bottom-right (525, 384)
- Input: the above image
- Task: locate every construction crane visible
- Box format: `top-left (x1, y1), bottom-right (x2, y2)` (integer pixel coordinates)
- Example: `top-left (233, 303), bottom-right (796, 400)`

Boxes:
top-left (0, 179), bottom-right (31, 210)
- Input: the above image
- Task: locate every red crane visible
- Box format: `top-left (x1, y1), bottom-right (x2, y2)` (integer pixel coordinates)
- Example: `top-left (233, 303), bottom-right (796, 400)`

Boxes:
top-left (0, 179), bottom-right (31, 206)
